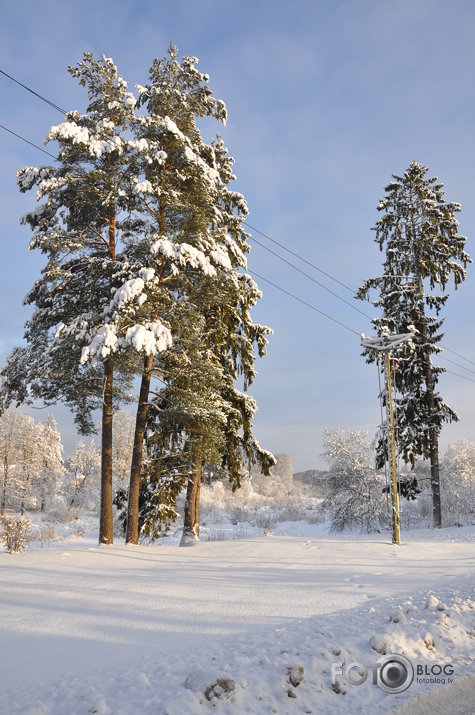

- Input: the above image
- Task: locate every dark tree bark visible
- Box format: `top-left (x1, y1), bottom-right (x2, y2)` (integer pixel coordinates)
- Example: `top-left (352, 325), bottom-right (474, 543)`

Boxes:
top-left (180, 447), bottom-right (201, 546)
top-left (126, 354), bottom-right (153, 543)
top-left (1, 455), bottom-right (8, 516)
top-left (194, 471), bottom-right (200, 539)
top-left (426, 360), bottom-right (442, 528)
top-left (99, 200), bottom-right (116, 545)
top-left (418, 276), bottom-right (442, 529)
top-left (99, 355), bottom-right (114, 544)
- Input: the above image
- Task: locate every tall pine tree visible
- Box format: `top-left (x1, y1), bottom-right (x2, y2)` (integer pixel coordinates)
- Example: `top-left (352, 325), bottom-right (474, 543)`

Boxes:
top-left (121, 46), bottom-right (274, 543)
top-left (120, 45), bottom-right (228, 543)
top-left (1, 54), bottom-right (171, 543)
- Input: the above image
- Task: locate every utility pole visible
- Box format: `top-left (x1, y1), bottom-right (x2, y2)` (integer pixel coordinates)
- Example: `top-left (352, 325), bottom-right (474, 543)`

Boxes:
top-left (384, 350), bottom-right (400, 545)
top-left (361, 329), bottom-right (415, 546)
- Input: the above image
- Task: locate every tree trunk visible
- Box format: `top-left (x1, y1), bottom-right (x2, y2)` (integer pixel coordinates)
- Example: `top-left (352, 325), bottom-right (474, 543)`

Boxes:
top-left (417, 275), bottom-right (442, 529)
top-left (180, 447), bottom-right (201, 546)
top-left (126, 354), bottom-right (153, 544)
top-left (99, 356), bottom-right (114, 544)
top-left (194, 472), bottom-right (200, 539)
top-left (99, 198), bottom-right (116, 545)
top-left (426, 359), bottom-right (442, 528)
top-left (20, 460), bottom-right (28, 516)
top-left (1, 455), bottom-right (8, 515)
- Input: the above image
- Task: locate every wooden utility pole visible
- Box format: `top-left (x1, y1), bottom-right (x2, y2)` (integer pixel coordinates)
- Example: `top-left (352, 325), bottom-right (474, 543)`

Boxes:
top-left (361, 330), bottom-right (414, 546)
top-left (384, 350), bottom-right (400, 545)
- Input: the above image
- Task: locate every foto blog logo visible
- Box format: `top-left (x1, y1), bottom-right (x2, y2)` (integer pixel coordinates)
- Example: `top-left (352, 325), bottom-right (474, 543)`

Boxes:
top-left (332, 653), bottom-right (414, 693)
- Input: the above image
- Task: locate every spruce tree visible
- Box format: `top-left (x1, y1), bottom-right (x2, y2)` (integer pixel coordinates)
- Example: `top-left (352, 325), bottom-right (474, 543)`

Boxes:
top-left (357, 161), bottom-right (470, 527)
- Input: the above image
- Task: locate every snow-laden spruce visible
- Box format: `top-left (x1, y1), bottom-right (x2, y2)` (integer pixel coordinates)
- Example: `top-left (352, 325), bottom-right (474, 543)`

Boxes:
top-left (357, 161), bottom-right (471, 528)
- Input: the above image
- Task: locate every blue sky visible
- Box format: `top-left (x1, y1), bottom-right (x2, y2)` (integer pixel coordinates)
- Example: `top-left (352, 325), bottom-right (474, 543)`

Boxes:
top-left (1, 0), bottom-right (475, 470)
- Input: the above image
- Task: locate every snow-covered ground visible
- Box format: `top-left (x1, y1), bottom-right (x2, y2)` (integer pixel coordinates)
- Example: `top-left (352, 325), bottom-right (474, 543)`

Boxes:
top-left (0, 524), bottom-right (474, 715)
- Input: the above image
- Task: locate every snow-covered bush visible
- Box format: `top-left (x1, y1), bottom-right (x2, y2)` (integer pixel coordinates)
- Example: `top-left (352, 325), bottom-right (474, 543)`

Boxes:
top-left (30, 523), bottom-right (64, 547)
top-left (321, 429), bottom-right (387, 533)
top-left (199, 481), bottom-right (228, 524)
top-left (441, 441), bottom-right (475, 526)
top-left (1, 515), bottom-right (31, 554)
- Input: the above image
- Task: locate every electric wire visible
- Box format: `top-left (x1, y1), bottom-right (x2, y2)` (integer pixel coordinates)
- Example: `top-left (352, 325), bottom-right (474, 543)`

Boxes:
top-left (246, 223), bottom-right (475, 370)
top-left (0, 122), bottom-right (57, 159)
top-left (250, 234), bottom-right (374, 320)
top-left (439, 344), bottom-right (475, 368)
top-left (245, 221), bottom-right (358, 296)
top-left (0, 68), bottom-right (67, 115)
top-left (0, 122), bottom-right (365, 343)
top-left (438, 354), bottom-right (475, 376)
top-left (248, 269), bottom-right (361, 337)
top-left (3, 116), bottom-right (475, 381)
top-left (443, 369), bottom-right (475, 384)
top-left (0, 67), bottom-right (120, 159)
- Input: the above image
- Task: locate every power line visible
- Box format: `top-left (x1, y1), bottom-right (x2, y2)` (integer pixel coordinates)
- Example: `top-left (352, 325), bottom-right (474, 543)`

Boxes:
top-left (0, 67), bottom-right (117, 159)
top-left (438, 354), bottom-right (475, 376)
top-left (443, 369), bottom-right (475, 384)
top-left (248, 269), bottom-right (361, 337)
top-left (0, 69), bottom-right (67, 115)
top-left (251, 269), bottom-right (475, 389)
top-left (439, 343), bottom-right (475, 368)
top-left (250, 234), bottom-right (374, 320)
top-left (248, 224), bottom-right (475, 371)
top-left (245, 221), bottom-right (358, 296)
top-left (0, 122), bottom-right (57, 159)
top-left (245, 226), bottom-right (475, 370)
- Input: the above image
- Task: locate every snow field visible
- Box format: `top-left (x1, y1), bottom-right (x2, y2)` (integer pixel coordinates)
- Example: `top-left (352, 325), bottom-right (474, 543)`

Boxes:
top-left (0, 527), bottom-right (474, 714)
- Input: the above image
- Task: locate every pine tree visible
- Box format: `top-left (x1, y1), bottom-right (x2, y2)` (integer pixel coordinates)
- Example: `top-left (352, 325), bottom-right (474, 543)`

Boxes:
top-left (143, 302), bottom-right (228, 543)
top-left (121, 45), bottom-right (226, 543)
top-left (120, 47), bottom-right (274, 544)
top-left (357, 161), bottom-right (470, 527)
top-left (1, 54), bottom-right (171, 543)
top-left (121, 45), bottom-right (274, 543)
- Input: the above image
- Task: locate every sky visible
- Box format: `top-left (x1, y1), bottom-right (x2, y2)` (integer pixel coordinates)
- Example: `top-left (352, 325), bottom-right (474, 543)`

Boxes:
top-left (1, 0), bottom-right (475, 471)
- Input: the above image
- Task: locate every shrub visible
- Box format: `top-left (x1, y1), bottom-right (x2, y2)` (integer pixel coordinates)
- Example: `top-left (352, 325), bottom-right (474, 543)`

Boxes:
top-left (1, 515), bottom-right (31, 554)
